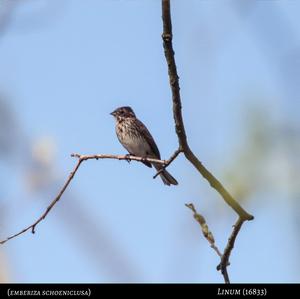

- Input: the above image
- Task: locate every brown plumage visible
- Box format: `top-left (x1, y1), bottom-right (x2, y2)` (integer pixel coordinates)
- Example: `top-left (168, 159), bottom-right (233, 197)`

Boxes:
top-left (110, 106), bottom-right (178, 186)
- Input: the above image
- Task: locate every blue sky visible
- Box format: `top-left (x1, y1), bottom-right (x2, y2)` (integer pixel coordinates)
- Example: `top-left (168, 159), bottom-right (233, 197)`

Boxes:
top-left (0, 0), bottom-right (299, 282)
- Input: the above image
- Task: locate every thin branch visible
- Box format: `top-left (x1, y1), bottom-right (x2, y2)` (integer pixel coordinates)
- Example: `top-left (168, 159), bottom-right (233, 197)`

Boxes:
top-left (0, 153), bottom-right (172, 245)
top-left (161, 0), bottom-right (254, 283)
top-left (217, 217), bottom-right (244, 284)
top-left (0, 158), bottom-right (82, 245)
top-left (186, 202), bottom-right (239, 284)
top-left (153, 148), bottom-right (183, 179)
top-left (70, 153), bottom-right (167, 165)
top-left (161, 0), bottom-right (253, 222)
top-left (185, 203), bottom-right (223, 259)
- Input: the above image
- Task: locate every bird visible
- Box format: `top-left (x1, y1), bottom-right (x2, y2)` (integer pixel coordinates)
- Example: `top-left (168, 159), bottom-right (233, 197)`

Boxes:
top-left (110, 106), bottom-right (178, 186)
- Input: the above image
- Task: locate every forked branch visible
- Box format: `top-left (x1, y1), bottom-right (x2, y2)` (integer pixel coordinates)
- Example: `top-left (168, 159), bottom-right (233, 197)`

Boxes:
top-left (162, 0), bottom-right (253, 283)
top-left (1, 2), bottom-right (253, 285)
top-left (0, 153), bottom-right (176, 245)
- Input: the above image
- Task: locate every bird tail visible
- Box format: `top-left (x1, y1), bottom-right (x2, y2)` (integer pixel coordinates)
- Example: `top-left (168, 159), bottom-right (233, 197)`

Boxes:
top-left (153, 164), bottom-right (178, 186)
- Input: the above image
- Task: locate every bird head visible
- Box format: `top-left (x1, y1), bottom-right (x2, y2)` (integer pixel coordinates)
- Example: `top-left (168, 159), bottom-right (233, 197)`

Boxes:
top-left (110, 106), bottom-right (136, 119)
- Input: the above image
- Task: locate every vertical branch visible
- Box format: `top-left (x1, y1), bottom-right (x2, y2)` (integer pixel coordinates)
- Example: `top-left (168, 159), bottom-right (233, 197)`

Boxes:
top-left (161, 0), bottom-right (254, 283)
top-left (217, 217), bottom-right (245, 284)
top-left (162, 0), bottom-right (189, 150)
top-left (161, 0), bottom-right (253, 221)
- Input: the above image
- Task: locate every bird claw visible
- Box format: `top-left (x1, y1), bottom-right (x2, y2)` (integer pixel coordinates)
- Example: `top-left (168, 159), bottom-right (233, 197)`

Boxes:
top-left (125, 154), bottom-right (131, 163)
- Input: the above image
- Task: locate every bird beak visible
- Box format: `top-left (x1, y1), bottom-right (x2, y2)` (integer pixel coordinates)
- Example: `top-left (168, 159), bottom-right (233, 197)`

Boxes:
top-left (110, 111), bottom-right (115, 116)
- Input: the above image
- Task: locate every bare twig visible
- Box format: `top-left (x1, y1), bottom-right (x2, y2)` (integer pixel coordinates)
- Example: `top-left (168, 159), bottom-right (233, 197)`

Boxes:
top-left (153, 148), bottom-right (182, 179)
top-left (162, 1), bottom-right (253, 219)
top-left (161, 0), bottom-right (254, 283)
top-left (217, 217), bottom-right (244, 284)
top-left (70, 153), bottom-right (167, 165)
top-left (185, 203), bottom-right (223, 259)
top-left (0, 153), bottom-right (171, 245)
top-left (162, 0), bottom-right (253, 221)
top-left (0, 158), bottom-right (82, 245)
top-left (186, 202), bottom-right (235, 284)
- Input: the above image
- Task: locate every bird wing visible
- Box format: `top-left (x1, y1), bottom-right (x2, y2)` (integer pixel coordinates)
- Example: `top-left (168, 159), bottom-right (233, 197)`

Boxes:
top-left (135, 119), bottom-right (161, 159)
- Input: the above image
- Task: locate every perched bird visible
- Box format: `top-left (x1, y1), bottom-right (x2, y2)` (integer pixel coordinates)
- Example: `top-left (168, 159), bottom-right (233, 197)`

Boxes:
top-left (110, 106), bottom-right (178, 186)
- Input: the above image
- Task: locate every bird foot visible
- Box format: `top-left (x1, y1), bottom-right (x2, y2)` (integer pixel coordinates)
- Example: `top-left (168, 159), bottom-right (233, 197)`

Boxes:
top-left (125, 154), bottom-right (132, 163)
